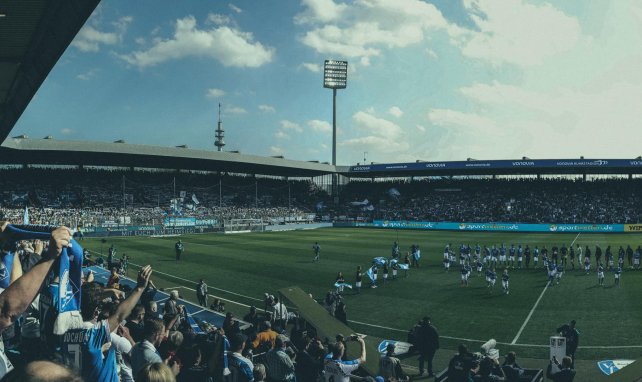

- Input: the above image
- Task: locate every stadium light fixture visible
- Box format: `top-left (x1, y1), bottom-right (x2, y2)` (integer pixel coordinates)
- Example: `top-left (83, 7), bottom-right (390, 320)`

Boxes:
top-left (323, 60), bottom-right (348, 168)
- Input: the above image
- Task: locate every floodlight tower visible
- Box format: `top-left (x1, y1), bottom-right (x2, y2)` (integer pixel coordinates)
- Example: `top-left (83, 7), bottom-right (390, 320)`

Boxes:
top-left (323, 60), bottom-right (348, 166)
top-left (214, 103), bottom-right (225, 151)
top-left (323, 60), bottom-right (348, 197)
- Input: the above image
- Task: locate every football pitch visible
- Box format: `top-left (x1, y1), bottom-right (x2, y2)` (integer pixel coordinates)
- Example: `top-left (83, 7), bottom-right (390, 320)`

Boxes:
top-left (82, 228), bottom-right (642, 365)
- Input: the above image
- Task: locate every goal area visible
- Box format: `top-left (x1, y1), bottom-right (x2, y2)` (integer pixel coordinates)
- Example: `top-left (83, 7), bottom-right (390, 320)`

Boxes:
top-left (224, 218), bottom-right (264, 234)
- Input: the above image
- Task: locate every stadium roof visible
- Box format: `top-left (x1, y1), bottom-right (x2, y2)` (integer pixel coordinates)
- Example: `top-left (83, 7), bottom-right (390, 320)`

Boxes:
top-left (0, 137), bottom-right (336, 177)
top-left (0, 0), bottom-right (100, 143)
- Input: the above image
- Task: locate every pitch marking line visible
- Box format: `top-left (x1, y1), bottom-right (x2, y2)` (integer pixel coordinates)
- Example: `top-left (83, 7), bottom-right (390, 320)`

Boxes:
top-left (511, 281), bottom-right (550, 345)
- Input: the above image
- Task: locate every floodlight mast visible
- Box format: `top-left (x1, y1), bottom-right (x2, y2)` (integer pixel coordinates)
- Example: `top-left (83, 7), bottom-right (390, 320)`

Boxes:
top-left (323, 60), bottom-right (348, 196)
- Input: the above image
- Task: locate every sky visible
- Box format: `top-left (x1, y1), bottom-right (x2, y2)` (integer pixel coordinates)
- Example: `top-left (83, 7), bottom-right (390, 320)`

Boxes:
top-left (12, 0), bottom-right (642, 165)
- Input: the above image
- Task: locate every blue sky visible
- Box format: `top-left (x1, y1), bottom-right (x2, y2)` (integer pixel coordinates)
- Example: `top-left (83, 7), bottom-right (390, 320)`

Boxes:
top-left (13, 0), bottom-right (642, 164)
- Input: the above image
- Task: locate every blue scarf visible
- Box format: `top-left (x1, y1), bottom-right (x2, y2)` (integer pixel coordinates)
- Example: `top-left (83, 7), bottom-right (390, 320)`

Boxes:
top-left (4, 225), bottom-right (84, 334)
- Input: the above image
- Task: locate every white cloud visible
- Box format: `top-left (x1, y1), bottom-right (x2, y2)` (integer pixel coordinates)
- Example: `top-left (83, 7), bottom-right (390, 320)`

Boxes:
top-left (61, 128), bottom-right (73, 135)
top-left (206, 13), bottom-right (232, 26)
top-left (72, 16), bottom-right (132, 52)
top-left (301, 62), bottom-right (321, 72)
top-left (416, 125), bottom-right (426, 132)
top-left (352, 111), bottom-right (403, 138)
top-left (258, 105), bottom-right (276, 113)
top-left (270, 146), bottom-right (285, 155)
top-left (453, 0), bottom-right (581, 67)
top-left (275, 131), bottom-right (290, 140)
top-left (225, 106), bottom-right (247, 114)
top-left (229, 4), bottom-right (243, 13)
top-left (297, 0), bottom-right (448, 65)
top-left (341, 110), bottom-right (409, 155)
top-left (388, 106), bottom-right (403, 118)
top-left (307, 119), bottom-right (331, 133)
top-left (119, 15), bottom-right (274, 68)
top-left (280, 120), bottom-right (303, 133)
top-left (206, 88), bottom-right (226, 98)
top-left (76, 69), bottom-right (98, 81)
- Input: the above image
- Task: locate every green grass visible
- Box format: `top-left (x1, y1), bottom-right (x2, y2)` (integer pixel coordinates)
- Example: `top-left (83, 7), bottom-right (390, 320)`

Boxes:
top-left (82, 228), bottom-right (642, 367)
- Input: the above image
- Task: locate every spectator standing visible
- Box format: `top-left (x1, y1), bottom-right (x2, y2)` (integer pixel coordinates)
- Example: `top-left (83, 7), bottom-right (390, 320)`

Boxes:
top-left (131, 318), bottom-right (166, 376)
top-left (264, 334), bottom-right (296, 382)
top-left (272, 297), bottom-right (289, 329)
top-left (295, 339), bottom-right (324, 382)
top-left (107, 267), bottom-right (120, 289)
top-left (546, 356), bottom-right (576, 382)
top-left (223, 312), bottom-right (240, 337)
top-left (447, 344), bottom-right (474, 382)
top-left (252, 321), bottom-right (278, 352)
top-left (502, 351), bottom-right (527, 382)
top-left (323, 336), bottom-right (366, 382)
top-left (196, 279), bottom-right (208, 307)
top-left (416, 316), bottom-right (440, 377)
top-left (335, 301), bottom-right (347, 324)
top-left (379, 343), bottom-right (409, 381)
top-left (136, 362), bottom-right (178, 382)
top-left (108, 244), bottom-right (116, 270)
top-left (556, 320), bottom-right (579, 366)
top-left (229, 333), bottom-right (255, 382)
top-left (125, 305), bottom-right (146, 343)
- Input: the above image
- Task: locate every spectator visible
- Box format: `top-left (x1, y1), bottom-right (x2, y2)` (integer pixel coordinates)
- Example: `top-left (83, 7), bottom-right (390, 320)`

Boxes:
top-left (295, 338), bottom-right (324, 382)
top-left (164, 290), bottom-right (181, 319)
top-left (323, 335), bottom-right (366, 382)
top-left (159, 330), bottom-right (184, 364)
top-left (243, 306), bottom-right (261, 333)
top-left (335, 301), bottom-right (347, 324)
top-left (125, 305), bottom-right (146, 343)
top-left (131, 318), bottom-right (167, 376)
top-left (252, 321), bottom-right (278, 352)
top-left (253, 363), bottom-right (267, 382)
top-left (1, 360), bottom-right (82, 382)
top-left (271, 297), bottom-right (289, 328)
top-left (264, 334), bottom-right (296, 382)
top-left (416, 316), bottom-right (440, 377)
top-left (448, 344), bottom-right (475, 382)
top-left (502, 352), bottom-right (527, 382)
top-left (175, 344), bottom-right (209, 382)
top-left (223, 312), bottom-right (240, 337)
top-left (196, 279), bottom-right (208, 307)
top-left (146, 300), bottom-right (161, 320)
top-left (107, 267), bottom-right (120, 289)
top-left (556, 320), bottom-right (579, 366)
top-left (136, 362), bottom-right (178, 382)
top-left (378, 343), bottom-right (409, 381)
top-left (546, 356), bottom-right (576, 382)
top-left (229, 333), bottom-right (255, 382)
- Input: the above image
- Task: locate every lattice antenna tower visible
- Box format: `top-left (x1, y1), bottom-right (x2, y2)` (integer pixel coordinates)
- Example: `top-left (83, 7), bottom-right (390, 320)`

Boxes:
top-left (214, 103), bottom-right (225, 151)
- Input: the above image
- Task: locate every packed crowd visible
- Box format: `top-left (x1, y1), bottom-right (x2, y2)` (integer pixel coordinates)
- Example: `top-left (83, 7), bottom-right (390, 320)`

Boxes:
top-left (338, 178), bottom-right (642, 224)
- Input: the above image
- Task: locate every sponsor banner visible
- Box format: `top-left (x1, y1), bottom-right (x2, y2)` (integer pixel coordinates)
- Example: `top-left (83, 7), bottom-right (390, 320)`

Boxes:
top-left (377, 340), bottom-right (413, 356)
top-left (164, 217), bottom-right (197, 227)
top-left (349, 158), bottom-right (642, 173)
top-left (624, 224), bottom-right (642, 232)
top-left (598, 360), bottom-right (635, 376)
top-left (195, 218), bottom-right (218, 228)
top-left (370, 220), bottom-right (624, 233)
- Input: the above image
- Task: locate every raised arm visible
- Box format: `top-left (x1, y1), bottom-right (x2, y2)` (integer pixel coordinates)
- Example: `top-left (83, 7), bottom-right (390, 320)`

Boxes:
top-left (0, 224), bottom-right (70, 331)
top-left (108, 265), bottom-right (152, 332)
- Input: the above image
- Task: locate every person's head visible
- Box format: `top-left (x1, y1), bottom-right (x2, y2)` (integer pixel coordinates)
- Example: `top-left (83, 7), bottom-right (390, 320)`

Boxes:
top-left (199, 278), bottom-right (203, 283)
top-left (570, 320), bottom-right (576, 328)
top-left (169, 290), bottom-right (179, 300)
top-left (458, 343), bottom-right (468, 355)
top-left (144, 318), bottom-right (165, 346)
top-left (230, 333), bottom-right (247, 353)
top-left (275, 334), bottom-right (289, 349)
top-left (3, 360), bottom-right (82, 382)
top-left (422, 316), bottom-right (431, 325)
top-left (386, 343), bottom-right (395, 356)
top-left (148, 300), bottom-right (158, 313)
top-left (357, 265), bottom-right (361, 271)
top-left (111, 267), bottom-right (118, 275)
top-left (135, 362), bottom-right (176, 382)
top-left (179, 344), bottom-right (202, 367)
top-left (129, 305), bottom-right (145, 322)
top-left (253, 363), bottom-right (267, 381)
top-left (337, 271), bottom-right (342, 277)
top-left (167, 330), bottom-right (184, 350)
top-left (561, 356), bottom-right (573, 369)
top-left (80, 282), bottom-right (104, 322)
top-left (505, 351), bottom-right (516, 364)
top-left (306, 339), bottom-right (325, 358)
top-left (261, 321), bottom-right (272, 332)
top-left (249, 306), bottom-right (256, 315)
top-left (329, 341), bottom-right (345, 360)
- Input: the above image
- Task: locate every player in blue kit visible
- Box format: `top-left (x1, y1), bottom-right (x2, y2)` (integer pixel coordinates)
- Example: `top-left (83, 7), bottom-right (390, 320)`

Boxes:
top-left (547, 261), bottom-right (557, 285)
top-left (499, 245), bottom-right (507, 267)
top-left (517, 244), bottom-right (523, 269)
top-left (476, 257), bottom-right (483, 276)
top-left (443, 255), bottom-right (450, 272)
top-left (634, 246), bottom-right (641, 270)
top-left (486, 268), bottom-right (496, 293)
top-left (541, 246), bottom-right (549, 268)
top-left (62, 265), bottom-right (153, 382)
top-left (533, 245), bottom-right (539, 268)
top-left (501, 269), bottom-right (510, 295)
top-left (460, 263), bottom-right (471, 287)
top-left (568, 245), bottom-right (575, 270)
top-left (508, 244), bottom-right (516, 268)
top-left (614, 265), bottom-right (622, 286)
top-left (618, 246), bottom-right (625, 270)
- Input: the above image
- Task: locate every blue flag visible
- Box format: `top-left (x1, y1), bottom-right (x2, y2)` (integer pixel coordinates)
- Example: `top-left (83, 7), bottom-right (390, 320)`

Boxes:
top-left (373, 257), bottom-right (388, 267)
